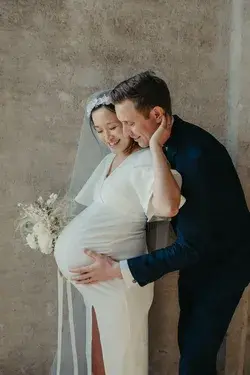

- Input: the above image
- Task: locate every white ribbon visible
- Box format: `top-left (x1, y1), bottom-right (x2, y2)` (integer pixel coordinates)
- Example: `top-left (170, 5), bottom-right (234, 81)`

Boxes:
top-left (56, 270), bottom-right (64, 375)
top-left (67, 280), bottom-right (79, 375)
top-left (56, 271), bottom-right (79, 375)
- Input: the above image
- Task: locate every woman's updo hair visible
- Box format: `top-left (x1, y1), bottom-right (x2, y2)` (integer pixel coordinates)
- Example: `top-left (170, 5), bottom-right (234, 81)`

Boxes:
top-left (90, 104), bottom-right (139, 155)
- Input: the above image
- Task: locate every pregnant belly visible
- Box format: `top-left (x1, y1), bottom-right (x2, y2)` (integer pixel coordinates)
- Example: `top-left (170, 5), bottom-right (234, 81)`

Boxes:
top-left (54, 209), bottom-right (146, 279)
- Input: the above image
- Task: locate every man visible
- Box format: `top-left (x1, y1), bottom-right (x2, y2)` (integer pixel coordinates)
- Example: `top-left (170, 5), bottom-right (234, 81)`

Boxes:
top-left (72, 71), bottom-right (250, 374)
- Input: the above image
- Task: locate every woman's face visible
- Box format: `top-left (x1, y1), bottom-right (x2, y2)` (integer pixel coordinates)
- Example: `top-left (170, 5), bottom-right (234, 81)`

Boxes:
top-left (92, 107), bottom-right (131, 154)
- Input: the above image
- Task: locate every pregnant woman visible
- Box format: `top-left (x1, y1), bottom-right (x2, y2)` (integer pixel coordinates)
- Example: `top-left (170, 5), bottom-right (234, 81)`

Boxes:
top-left (53, 91), bottom-right (185, 375)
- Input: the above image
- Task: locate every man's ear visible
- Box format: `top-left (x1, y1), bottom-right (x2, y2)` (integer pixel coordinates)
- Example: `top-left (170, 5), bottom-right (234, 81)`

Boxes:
top-left (150, 108), bottom-right (172, 129)
top-left (151, 106), bottom-right (165, 123)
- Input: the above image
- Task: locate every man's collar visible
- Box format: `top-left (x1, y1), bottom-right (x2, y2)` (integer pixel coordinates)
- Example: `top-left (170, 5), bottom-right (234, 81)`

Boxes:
top-left (163, 115), bottom-right (178, 166)
top-left (164, 115), bottom-right (177, 147)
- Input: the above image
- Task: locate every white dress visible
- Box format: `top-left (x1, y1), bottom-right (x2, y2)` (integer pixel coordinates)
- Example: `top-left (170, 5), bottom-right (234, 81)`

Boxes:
top-left (54, 148), bottom-right (182, 375)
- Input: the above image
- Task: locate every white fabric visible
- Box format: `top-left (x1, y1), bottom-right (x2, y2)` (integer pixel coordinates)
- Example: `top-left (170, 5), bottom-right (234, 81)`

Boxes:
top-left (51, 90), bottom-right (184, 375)
top-left (56, 271), bottom-right (64, 375)
top-left (66, 279), bottom-right (79, 375)
top-left (121, 161), bottom-right (185, 288)
top-left (68, 91), bottom-right (110, 200)
top-left (51, 91), bottom-right (111, 375)
top-left (129, 150), bottom-right (185, 221)
top-left (55, 272), bottom-right (87, 375)
top-left (54, 148), bottom-right (184, 375)
top-left (120, 218), bottom-right (176, 288)
top-left (54, 148), bottom-right (182, 375)
top-left (120, 259), bottom-right (137, 288)
top-left (74, 157), bottom-right (108, 207)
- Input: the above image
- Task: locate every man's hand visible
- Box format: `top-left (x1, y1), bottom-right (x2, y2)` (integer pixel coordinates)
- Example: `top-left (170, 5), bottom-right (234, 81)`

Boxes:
top-left (69, 249), bottom-right (123, 284)
top-left (149, 115), bottom-right (172, 149)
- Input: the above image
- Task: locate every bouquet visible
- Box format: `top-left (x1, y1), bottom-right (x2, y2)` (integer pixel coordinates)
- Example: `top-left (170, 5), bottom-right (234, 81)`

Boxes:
top-left (17, 193), bottom-right (71, 254)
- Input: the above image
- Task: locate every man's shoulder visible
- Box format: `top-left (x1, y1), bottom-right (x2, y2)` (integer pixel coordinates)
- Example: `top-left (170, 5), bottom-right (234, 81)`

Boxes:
top-left (173, 115), bottom-right (225, 155)
top-left (174, 115), bottom-right (221, 143)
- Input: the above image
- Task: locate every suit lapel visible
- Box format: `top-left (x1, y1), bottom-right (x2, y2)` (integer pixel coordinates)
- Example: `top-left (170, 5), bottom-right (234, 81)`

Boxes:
top-left (164, 145), bottom-right (177, 168)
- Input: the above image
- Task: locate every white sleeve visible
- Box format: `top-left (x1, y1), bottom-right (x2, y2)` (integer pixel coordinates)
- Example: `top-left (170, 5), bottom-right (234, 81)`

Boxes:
top-left (130, 165), bottom-right (185, 221)
top-left (171, 170), bottom-right (186, 209)
top-left (75, 157), bottom-right (108, 206)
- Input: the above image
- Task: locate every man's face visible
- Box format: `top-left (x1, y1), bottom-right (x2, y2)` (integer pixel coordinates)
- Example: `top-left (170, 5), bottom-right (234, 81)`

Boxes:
top-left (115, 100), bottom-right (159, 148)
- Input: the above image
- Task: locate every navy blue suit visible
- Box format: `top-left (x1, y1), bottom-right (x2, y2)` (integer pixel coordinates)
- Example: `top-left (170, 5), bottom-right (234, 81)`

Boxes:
top-left (128, 116), bottom-right (250, 375)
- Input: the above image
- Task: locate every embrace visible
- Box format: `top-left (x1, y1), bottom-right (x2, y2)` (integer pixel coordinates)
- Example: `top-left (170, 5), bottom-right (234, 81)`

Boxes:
top-left (52, 71), bottom-right (250, 375)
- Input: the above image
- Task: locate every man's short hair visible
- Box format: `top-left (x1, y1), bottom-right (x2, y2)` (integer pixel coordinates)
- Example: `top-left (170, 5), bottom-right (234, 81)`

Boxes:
top-left (111, 70), bottom-right (172, 117)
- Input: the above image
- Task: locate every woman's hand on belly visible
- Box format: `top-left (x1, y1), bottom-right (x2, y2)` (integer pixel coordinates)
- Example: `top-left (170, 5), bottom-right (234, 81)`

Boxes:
top-left (70, 249), bottom-right (123, 284)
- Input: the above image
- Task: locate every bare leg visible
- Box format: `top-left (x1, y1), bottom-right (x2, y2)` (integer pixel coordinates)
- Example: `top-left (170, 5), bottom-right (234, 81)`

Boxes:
top-left (92, 307), bottom-right (105, 375)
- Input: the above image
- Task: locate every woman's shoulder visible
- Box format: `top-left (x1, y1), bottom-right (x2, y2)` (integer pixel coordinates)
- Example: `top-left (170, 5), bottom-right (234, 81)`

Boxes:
top-left (130, 148), bottom-right (152, 167)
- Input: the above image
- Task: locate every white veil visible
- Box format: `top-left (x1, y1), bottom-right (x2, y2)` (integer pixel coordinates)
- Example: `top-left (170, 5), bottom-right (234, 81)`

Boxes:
top-left (50, 90), bottom-right (111, 375)
top-left (50, 90), bottom-right (170, 375)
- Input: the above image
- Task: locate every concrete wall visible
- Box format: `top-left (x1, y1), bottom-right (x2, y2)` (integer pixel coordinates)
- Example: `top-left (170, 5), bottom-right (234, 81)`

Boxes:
top-left (0, 0), bottom-right (249, 374)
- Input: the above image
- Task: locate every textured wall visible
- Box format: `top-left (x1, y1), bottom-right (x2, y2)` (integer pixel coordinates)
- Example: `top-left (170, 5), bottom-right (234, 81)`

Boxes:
top-left (237, 0), bottom-right (250, 373)
top-left (0, 0), bottom-right (249, 374)
top-left (237, 0), bottom-right (250, 206)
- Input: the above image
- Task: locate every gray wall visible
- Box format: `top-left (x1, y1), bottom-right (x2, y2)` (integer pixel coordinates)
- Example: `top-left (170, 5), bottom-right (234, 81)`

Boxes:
top-left (1, 0), bottom-right (249, 374)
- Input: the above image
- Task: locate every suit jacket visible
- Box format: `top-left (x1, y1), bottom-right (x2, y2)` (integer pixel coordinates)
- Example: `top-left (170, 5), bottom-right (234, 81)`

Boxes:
top-left (128, 115), bottom-right (250, 286)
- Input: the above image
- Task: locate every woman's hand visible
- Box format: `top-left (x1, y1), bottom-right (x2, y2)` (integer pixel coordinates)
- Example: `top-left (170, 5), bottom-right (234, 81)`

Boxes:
top-left (149, 115), bottom-right (172, 149)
